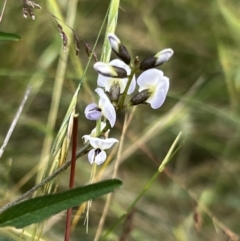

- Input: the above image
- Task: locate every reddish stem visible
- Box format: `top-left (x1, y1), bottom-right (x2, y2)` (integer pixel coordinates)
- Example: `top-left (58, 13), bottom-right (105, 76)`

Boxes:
top-left (64, 114), bottom-right (79, 241)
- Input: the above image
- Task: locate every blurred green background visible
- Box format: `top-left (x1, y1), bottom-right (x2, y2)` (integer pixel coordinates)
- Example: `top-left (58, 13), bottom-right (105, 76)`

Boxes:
top-left (1, 0), bottom-right (240, 240)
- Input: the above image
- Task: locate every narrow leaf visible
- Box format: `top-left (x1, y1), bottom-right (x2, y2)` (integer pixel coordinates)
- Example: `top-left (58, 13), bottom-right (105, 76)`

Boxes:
top-left (158, 132), bottom-right (182, 172)
top-left (101, 0), bottom-right (120, 63)
top-left (0, 179), bottom-right (122, 228)
top-left (0, 32), bottom-right (21, 41)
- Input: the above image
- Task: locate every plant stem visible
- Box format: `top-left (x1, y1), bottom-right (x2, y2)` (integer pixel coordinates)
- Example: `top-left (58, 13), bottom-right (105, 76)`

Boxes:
top-left (118, 69), bottom-right (136, 110)
top-left (64, 114), bottom-right (79, 241)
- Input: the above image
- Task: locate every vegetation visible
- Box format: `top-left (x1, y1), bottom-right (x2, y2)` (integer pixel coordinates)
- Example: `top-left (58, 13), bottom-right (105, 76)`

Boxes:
top-left (0, 0), bottom-right (240, 240)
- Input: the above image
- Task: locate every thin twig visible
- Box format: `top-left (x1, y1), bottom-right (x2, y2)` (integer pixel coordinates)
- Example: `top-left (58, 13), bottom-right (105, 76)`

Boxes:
top-left (0, 143), bottom-right (89, 213)
top-left (64, 114), bottom-right (79, 241)
top-left (0, 0), bottom-right (8, 22)
top-left (0, 85), bottom-right (32, 158)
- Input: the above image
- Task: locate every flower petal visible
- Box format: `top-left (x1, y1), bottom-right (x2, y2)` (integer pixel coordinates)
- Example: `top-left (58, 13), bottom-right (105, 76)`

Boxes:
top-left (155, 48), bottom-right (174, 66)
top-left (88, 149), bottom-right (95, 164)
top-left (84, 136), bottom-right (118, 150)
top-left (147, 88), bottom-right (166, 109)
top-left (82, 134), bottom-right (91, 144)
top-left (94, 62), bottom-right (118, 77)
top-left (108, 34), bottom-right (131, 65)
top-left (98, 138), bottom-right (119, 149)
top-left (101, 101), bottom-right (116, 127)
top-left (97, 59), bottom-right (136, 94)
top-left (95, 150), bottom-right (107, 165)
top-left (146, 76), bottom-right (169, 109)
top-left (137, 69), bottom-right (164, 91)
top-left (110, 59), bottom-right (136, 94)
top-left (83, 136), bottom-right (100, 149)
top-left (108, 33), bottom-right (121, 53)
top-left (140, 48), bottom-right (174, 70)
top-left (95, 88), bottom-right (116, 127)
top-left (95, 87), bottom-right (108, 101)
top-left (84, 103), bottom-right (101, 120)
top-left (94, 62), bottom-right (127, 78)
top-left (137, 69), bottom-right (169, 109)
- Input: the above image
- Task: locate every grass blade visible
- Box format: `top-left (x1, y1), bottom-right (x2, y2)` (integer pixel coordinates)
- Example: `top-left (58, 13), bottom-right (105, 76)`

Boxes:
top-left (100, 0), bottom-right (120, 63)
top-left (0, 32), bottom-right (20, 41)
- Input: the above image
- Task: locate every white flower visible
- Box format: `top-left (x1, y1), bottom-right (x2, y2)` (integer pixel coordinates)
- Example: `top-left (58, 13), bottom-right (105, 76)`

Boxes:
top-left (137, 69), bottom-right (169, 109)
top-left (82, 135), bottom-right (118, 165)
top-left (97, 59), bottom-right (136, 95)
top-left (96, 88), bottom-right (116, 127)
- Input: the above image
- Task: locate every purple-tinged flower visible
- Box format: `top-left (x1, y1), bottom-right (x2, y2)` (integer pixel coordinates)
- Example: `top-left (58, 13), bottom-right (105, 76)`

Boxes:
top-left (84, 88), bottom-right (116, 127)
top-left (84, 103), bottom-right (101, 121)
top-left (97, 59), bottom-right (136, 95)
top-left (135, 69), bottom-right (169, 109)
top-left (82, 135), bottom-right (118, 165)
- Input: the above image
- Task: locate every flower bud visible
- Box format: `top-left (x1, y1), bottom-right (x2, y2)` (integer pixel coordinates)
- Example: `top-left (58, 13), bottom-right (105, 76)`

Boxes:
top-left (140, 48), bottom-right (174, 71)
top-left (130, 89), bottom-right (151, 106)
top-left (109, 82), bottom-right (121, 103)
top-left (94, 62), bottom-right (128, 78)
top-left (108, 34), bottom-right (131, 65)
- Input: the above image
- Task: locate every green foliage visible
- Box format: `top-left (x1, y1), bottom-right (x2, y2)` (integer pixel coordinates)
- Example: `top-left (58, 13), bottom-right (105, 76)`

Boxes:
top-left (1, 0), bottom-right (240, 240)
top-left (0, 32), bottom-right (20, 41)
top-left (0, 179), bottom-right (122, 228)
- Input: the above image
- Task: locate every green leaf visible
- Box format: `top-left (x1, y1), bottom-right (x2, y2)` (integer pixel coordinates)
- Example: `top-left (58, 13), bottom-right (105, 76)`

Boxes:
top-left (0, 179), bottom-right (122, 228)
top-left (0, 32), bottom-right (21, 41)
